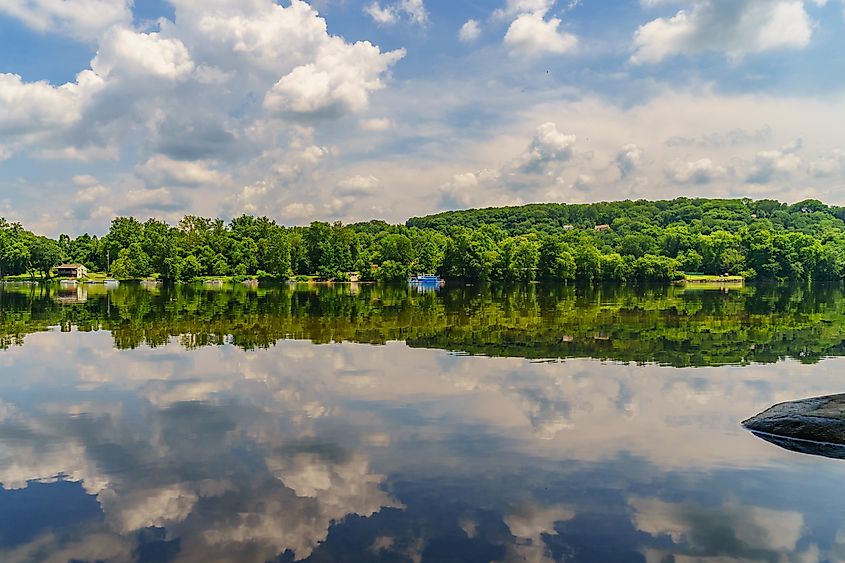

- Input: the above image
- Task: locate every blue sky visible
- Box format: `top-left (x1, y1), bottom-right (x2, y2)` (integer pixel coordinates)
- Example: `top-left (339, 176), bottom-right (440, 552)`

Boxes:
top-left (0, 0), bottom-right (844, 236)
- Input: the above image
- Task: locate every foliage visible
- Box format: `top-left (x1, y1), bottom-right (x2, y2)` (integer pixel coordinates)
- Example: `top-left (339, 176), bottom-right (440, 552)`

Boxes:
top-left (4, 197), bottom-right (845, 283)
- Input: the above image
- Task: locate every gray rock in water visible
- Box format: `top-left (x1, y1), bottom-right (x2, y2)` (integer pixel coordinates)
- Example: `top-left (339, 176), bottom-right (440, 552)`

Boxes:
top-left (743, 394), bottom-right (845, 455)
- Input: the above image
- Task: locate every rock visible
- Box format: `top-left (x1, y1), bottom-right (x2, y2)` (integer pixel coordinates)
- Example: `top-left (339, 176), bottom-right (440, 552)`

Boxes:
top-left (743, 394), bottom-right (845, 458)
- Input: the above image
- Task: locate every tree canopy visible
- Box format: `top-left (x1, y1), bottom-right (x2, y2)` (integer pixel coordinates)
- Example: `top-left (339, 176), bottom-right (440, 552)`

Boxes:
top-left (3, 197), bottom-right (845, 283)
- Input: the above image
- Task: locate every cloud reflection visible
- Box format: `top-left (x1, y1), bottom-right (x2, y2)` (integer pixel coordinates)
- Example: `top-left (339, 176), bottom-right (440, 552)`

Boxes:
top-left (1, 329), bottom-right (845, 559)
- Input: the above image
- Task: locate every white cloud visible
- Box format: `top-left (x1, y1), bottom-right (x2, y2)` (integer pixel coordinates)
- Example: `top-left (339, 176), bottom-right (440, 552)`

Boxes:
top-left (0, 73), bottom-right (79, 138)
top-left (439, 169), bottom-right (504, 209)
top-left (364, 2), bottom-right (397, 24)
top-left (809, 148), bottom-right (845, 177)
top-left (364, 0), bottom-right (429, 27)
top-left (664, 157), bottom-right (727, 184)
top-left (359, 117), bottom-right (394, 132)
top-left (0, 0), bottom-right (407, 233)
top-left (335, 175), bottom-right (381, 197)
top-left (516, 122), bottom-right (576, 173)
top-left (459, 19), bottom-right (481, 43)
top-left (504, 12), bottom-right (578, 56)
top-left (632, 0), bottom-right (817, 64)
top-left (494, 0), bottom-right (557, 19)
top-left (281, 202), bottom-right (317, 221)
top-left (91, 28), bottom-right (196, 80)
top-left (72, 174), bottom-right (99, 187)
top-left (438, 123), bottom-right (579, 208)
top-left (136, 155), bottom-right (230, 187)
top-left (0, 0), bottom-right (132, 41)
top-left (75, 184), bottom-right (109, 204)
top-left (263, 41), bottom-right (405, 118)
top-left (747, 140), bottom-right (803, 184)
top-left (399, 0), bottom-right (429, 26)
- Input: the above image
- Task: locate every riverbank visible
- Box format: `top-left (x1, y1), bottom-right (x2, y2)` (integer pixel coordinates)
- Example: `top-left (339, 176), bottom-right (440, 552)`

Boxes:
top-left (678, 274), bottom-right (745, 285)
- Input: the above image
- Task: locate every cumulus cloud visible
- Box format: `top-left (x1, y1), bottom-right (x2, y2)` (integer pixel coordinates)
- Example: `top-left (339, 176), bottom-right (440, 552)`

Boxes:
top-left (326, 175), bottom-right (382, 216)
top-left (364, 2), bottom-right (398, 24)
top-left (459, 19), bottom-right (481, 43)
top-left (69, 183), bottom-right (191, 222)
top-left (0, 0), bottom-right (407, 232)
top-left (0, 73), bottom-right (82, 154)
top-left (504, 12), bottom-right (578, 56)
top-left (516, 122), bottom-right (576, 174)
top-left (281, 202), bottom-right (317, 221)
top-left (364, 0), bottom-right (429, 27)
top-left (809, 148), bottom-right (845, 177)
top-left (92, 28), bottom-right (196, 80)
top-left (438, 123), bottom-right (579, 209)
top-left (359, 117), bottom-right (394, 132)
top-left (746, 139), bottom-right (803, 184)
top-left (439, 169), bottom-right (504, 209)
top-left (335, 175), bottom-right (381, 197)
top-left (632, 0), bottom-right (817, 64)
top-left (0, 0), bottom-right (132, 41)
top-left (494, 0), bottom-right (557, 20)
top-left (615, 144), bottom-right (644, 179)
top-left (664, 157), bottom-right (727, 184)
top-left (263, 42), bottom-right (405, 118)
top-left (136, 155), bottom-right (230, 188)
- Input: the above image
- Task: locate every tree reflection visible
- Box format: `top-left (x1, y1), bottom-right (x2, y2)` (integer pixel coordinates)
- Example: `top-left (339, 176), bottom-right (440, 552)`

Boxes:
top-left (2, 282), bottom-right (844, 366)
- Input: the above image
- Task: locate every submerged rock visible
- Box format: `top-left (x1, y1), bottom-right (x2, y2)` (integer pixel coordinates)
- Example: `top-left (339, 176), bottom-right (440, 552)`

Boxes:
top-left (743, 394), bottom-right (845, 459)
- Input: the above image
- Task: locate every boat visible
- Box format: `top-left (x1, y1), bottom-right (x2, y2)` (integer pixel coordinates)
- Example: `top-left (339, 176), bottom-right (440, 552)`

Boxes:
top-left (408, 274), bottom-right (444, 286)
top-left (104, 278), bottom-right (119, 286)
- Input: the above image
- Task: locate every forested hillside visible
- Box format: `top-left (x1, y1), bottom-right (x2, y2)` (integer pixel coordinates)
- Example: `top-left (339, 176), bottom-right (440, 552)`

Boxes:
top-left (2, 198), bottom-right (845, 283)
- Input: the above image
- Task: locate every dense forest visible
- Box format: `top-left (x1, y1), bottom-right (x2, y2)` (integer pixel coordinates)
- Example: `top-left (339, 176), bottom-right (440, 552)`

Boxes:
top-left (1, 283), bottom-right (843, 367)
top-left (2, 197), bottom-right (845, 282)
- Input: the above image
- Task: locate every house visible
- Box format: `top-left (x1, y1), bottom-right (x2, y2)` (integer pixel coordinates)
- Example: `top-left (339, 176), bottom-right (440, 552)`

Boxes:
top-left (55, 264), bottom-right (88, 279)
top-left (562, 225), bottom-right (574, 231)
top-left (595, 224), bottom-right (611, 232)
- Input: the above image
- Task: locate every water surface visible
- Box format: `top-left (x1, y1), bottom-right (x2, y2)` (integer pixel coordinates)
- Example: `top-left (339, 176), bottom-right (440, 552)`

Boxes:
top-left (1, 283), bottom-right (845, 562)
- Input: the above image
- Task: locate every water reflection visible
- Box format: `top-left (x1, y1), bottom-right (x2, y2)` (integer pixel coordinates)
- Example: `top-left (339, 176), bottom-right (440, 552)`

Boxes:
top-left (1, 285), bottom-right (845, 560)
top-left (3, 282), bottom-right (845, 366)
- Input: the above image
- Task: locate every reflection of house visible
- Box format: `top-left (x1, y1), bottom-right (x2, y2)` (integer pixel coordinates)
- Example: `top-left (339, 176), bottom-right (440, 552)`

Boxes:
top-left (55, 286), bottom-right (88, 304)
top-left (595, 224), bottom-right (611, 232)
top-left (56, 264), bottom-right (88, 279)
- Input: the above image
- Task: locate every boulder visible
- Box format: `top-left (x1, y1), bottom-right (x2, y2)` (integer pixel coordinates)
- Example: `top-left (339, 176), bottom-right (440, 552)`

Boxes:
top-left (743, 394), bottom-right (845, 459)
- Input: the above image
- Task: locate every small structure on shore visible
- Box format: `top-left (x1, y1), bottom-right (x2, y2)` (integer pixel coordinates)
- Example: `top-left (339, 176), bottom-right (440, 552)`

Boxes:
top-left (56, 264), bottom-right (88, 279)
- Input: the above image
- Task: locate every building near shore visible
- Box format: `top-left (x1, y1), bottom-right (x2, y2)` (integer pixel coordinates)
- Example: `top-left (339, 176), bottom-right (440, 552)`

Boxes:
top-left (55, 264), bottom-right (88, 279)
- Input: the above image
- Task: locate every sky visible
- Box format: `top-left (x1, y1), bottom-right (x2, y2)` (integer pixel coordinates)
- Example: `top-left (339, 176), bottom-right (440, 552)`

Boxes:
top-left (0, 0), bottom-right (844, 236)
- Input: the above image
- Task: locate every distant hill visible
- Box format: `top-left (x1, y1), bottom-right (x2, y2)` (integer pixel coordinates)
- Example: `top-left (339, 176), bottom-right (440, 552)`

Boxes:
top-left (407, 198), bottom-right (845, 236)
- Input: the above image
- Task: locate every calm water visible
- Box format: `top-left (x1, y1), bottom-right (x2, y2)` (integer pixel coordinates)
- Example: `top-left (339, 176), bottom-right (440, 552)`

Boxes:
top-left (2, 282), bottom-right (845, 562)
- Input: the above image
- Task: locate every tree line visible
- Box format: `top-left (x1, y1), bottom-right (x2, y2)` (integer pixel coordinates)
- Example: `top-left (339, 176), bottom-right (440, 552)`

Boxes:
top-left (2, 197), bottom-right (845, 282)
